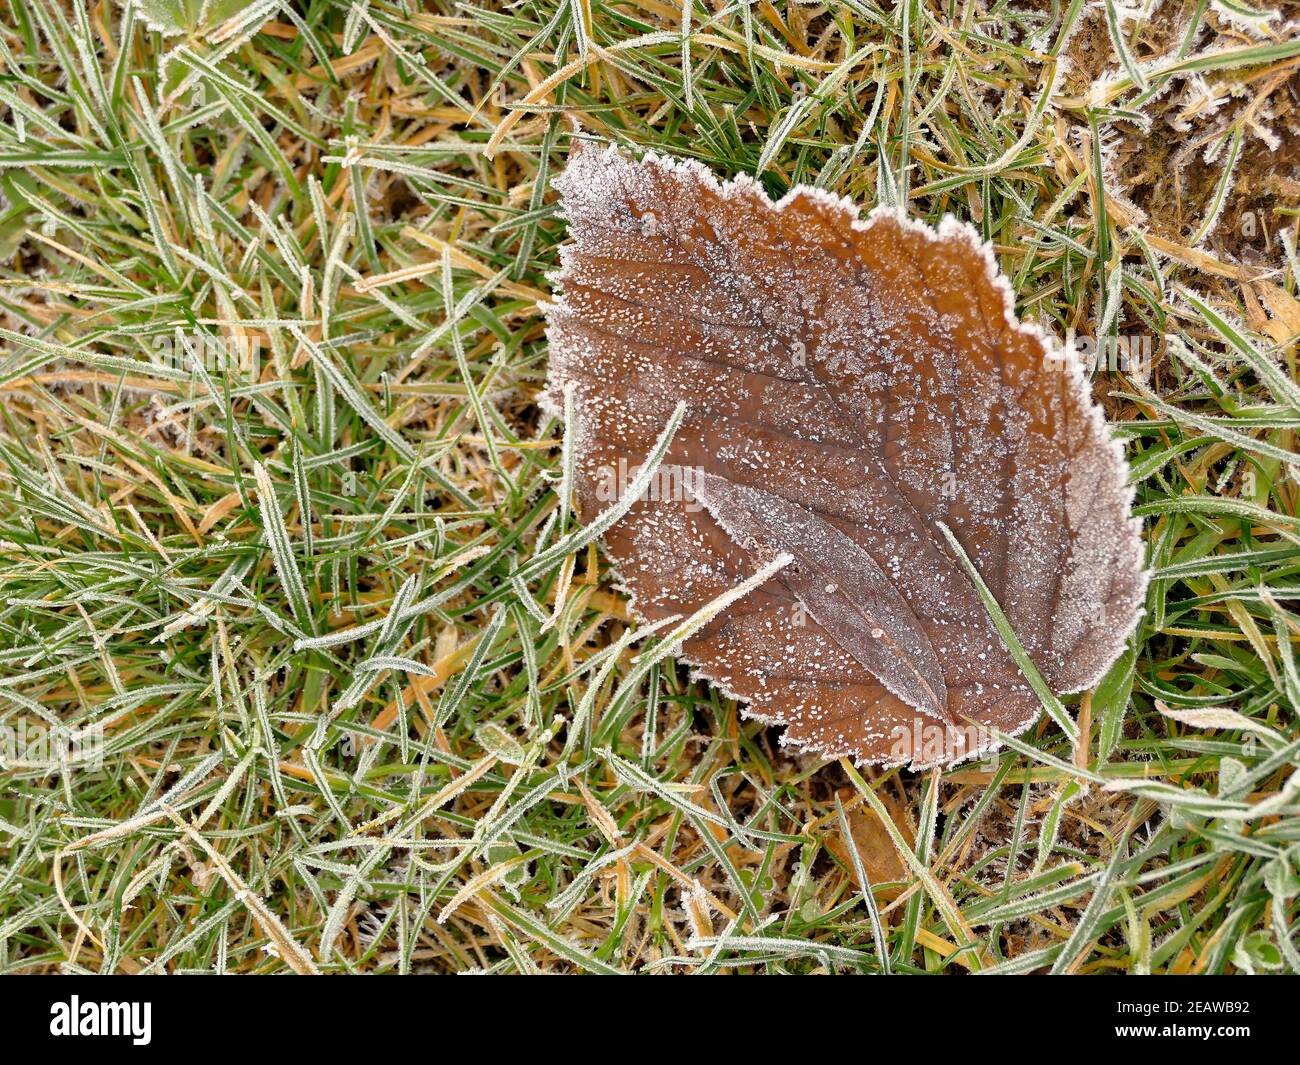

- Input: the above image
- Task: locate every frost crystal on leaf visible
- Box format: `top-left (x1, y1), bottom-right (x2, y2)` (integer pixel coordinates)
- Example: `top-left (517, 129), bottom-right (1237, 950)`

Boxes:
top-left (542, 142), bottom-right (1148, 770)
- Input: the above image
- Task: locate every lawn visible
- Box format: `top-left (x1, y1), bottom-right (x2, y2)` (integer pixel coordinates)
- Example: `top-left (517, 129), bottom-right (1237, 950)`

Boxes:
top-left (0, 0), bottom-right (1298, 974)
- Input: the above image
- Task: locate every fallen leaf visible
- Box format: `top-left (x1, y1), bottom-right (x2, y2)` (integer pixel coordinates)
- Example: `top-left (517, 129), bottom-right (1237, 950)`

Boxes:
top-left (542, 143), bottom-right (1147, 769)
top-left (1253, 281), bottom-right (1300, 345)
top-left (824, 788), bottom-right (912, 903)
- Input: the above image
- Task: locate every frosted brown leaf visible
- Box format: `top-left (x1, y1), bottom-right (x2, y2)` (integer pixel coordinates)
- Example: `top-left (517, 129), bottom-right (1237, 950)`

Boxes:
top-left (541, 142), bottom-right (1147, 770)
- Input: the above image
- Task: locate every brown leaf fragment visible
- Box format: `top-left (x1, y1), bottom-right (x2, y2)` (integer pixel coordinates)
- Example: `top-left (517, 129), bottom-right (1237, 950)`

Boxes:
top-left (541, 143), bottom-right (1147, 770)
top-left (824, 788), bottom-right (913, 904)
